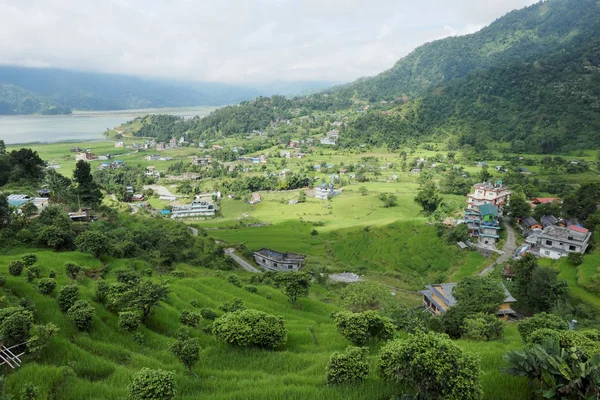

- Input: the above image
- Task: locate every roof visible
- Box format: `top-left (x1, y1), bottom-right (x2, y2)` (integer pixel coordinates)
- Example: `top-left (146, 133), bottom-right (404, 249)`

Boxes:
top-left (568, 225), bottom-right (589, 234)
top-left (522, 216), bottom-right (540, 228)
top-left (478, 203), bottom-right (498, 217)
top-left (254, 248), bottom-right (306, 261)
top-left (541, 215), bottom-right (558, 228)
top-left (533, 198), bottom-right (557, 204)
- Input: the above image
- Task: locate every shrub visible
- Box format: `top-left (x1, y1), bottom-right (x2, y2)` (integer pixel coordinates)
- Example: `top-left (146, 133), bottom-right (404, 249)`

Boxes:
top-left (171, 271), bottom-right (185, 278)
top-left (170, 334), bottom-right (200, 372)
top-left (567, 252), bottom-right (584, 266)
top-left (8, 260), bottom-right (25, 276)
top-left (38, 278), bottom-right (57, 295)
top-left (128, 368), bottom-right (175, 400)
top-left (244, 285), bottom-right (258, 294)
top-left (0, 307), bottom-right (34, 347)
top-left (119, 311), bottom-right (142, 332)
top-left (213, 309), bottom-right (287, 349)
top-left (227, 274), bottom-right (242, 287)
top-left (95, 280), bottom-right (109, 304)
top-left (199, 308), bottom-right (218, 321)
top-left (379, 332), bottom-right (483, 400)
top-left (133, 332), bottom-right (144, 346)
top-left (58, 285), bottom-right (80, 313)
top-left (326, 346), bottom-right (369, 384)
top-left (333, 311), bottom-right (395, 346)
top-left (518, 312), bottom-right (568, 342)
top-left (65, 262), bottom-right (82, 280)
top-left (218, 298), bottom-right (246, 313)
top-left (21, 254), bottom-right (38, 267)
top-left (25, 266), bottom-right (41, 283)
top-left (265, 292), bottom-right (272, 300)
top-left (462, 313), bottom-right (504, 341)
top-left (180, 311), bottom-right (201, 328)
top-left (0, 275), bottom-right (6, 287)
top-left (19, 383), bottom-right (38, 400)
top-left (67, 300), bottom-right (95, 331)
top-left (48, 270), bottom-right (57, 279)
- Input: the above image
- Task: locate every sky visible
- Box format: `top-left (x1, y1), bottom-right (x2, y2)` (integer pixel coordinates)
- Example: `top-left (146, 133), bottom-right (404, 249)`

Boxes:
top-left (0, 0), bottom-right (539, 84)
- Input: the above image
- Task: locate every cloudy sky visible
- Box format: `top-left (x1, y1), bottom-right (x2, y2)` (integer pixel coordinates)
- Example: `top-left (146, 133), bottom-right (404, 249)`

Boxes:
top-left (0, 0), bottom-right (538, 83)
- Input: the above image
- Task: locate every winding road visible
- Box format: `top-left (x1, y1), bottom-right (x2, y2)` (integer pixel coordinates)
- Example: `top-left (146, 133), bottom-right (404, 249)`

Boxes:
top-left (225, 248), bottom-right (262, 273)
top-left (479, 217), bottom-right (517, 276)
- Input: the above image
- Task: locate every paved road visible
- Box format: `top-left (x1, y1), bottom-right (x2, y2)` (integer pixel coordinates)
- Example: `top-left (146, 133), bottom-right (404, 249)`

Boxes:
top-left (143, 185), bottom-right (177, 198)
top-left (189, 227), bottom-right (198, 236)
top-left (225, 248), bottom-right (262, 273)
top-left (479, 217), bottom-right (517, 276)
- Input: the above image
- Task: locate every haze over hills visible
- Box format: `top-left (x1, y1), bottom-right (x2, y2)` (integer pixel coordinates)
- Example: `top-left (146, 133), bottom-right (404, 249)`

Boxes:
top-left (0, 66), bottom-right (337, 115)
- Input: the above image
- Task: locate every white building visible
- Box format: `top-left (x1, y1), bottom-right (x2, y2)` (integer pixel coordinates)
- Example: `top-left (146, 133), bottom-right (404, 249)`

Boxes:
top-left (171, 200), bottom-right (216, 219)
top-left (315, 184), bottom-right (338, 200)
top-left (253, 249), bottom-right (305, 271)
top-left (535, 225), bottom-right (591, 259)
top-left (466, 181), bottom-right (511, 212)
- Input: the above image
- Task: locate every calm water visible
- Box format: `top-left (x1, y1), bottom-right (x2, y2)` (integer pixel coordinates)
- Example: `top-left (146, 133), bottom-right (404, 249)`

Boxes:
top-left (0, 106), bottom-right (217, 144)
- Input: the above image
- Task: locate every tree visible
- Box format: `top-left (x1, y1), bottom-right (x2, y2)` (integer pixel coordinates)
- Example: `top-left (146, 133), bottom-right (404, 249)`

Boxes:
top-left (378, 332), bottom-right (483, 400)
top-left (9, 148), bottom-right (45, 182)
top-left (358, 186), bottom-right (368, 196)
top-left (107, 280), bottom-right (170, 323)
top-left (73, 160), bottom-right (103, 205)
top-left (414, 182), bottom-right (443, 215)
top-left (180, 311), bottom-right (201, 328)
top-left (44, 169), bottom-right (72, 204)
top-left (218, 298), bottom-right (246, 313)
top-left (57, 285), bottom-right (80, 313)
top-left (21, 254), bottom-right (37, 267)
top-left (75, 231), bottom-right (111, 258)
top-left (478, 165), bottom-right (492, 183)
top-left (326, 346), bottom-right (369, 385)
top-left (512, 254), bottom-right (538, 299)
top-left (38, 278), bottom-right (57, 295)
top-left (527, 266), bottom-right (569, 312)
top-left (278, 272), bottom-right (311, 306)
top-left (213, 309), bottom-right (287, 349)
top-left (27, 323), bottom-right (59, 359)
top-left (65, 262), bottom-right (82, 280)
top-left (298, 190), bottom-right (307, 203)
top-left (8, 260), bottom-right (25, 276)
top-left (518, 312), bottom-right (568, 342)
top-left (200, 308), bottom-right (218, 321)
top-left (505, 192), bottom-right (531, 218)
top-left (378, 193), bottom-right (398, 208)
top-left (0, 193), bottom-right (10, 225)
top-left (118, 311), bottom-right (141, 332)
top-left (25, 266), bottom-right (41, 283)
top-left (462, 313), bottom-right (504, 341)
top-left (67, 300), bottom-right (95, 331)
top-left (567, 252), bottom-right (584, 266)
top-left (128, 368), bottom-right (175, 400)
top-left (0, 307), bottom-right (34, 347)
top-left (170, 331), bottom-right (200, 373)
top-left (340, 281), bottom-right (393, 313)
top-left (333, 311), bottom-right (395, 346)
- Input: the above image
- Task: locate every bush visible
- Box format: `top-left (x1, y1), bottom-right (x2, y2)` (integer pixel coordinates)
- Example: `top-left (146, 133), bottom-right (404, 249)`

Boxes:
top-left (133, 332), bottom-right (144, 346)
top-left (38, 278), bottom-right (57, 295)
top-left (518, 312), bottom-right (568, 342)
top-left (180, 311), bottom-right (201, 328)
top-left (326, 346), bottom-right (369, 385)
top-left (171, 271), bottom-right (185, 278)
top-left (65, 262), bottom-right (82, 280)
top-left (170, 334), bottom-right (200, 372)
top-left (462, 313), bottom-right (504, 341)
top-left (19, 383), bottom-right (38, 400)
top-left (379, 332), bottom-right (483, 400)
top-left (244, 285), bottom-right (258, 294)
top-left (21, 254), bottom-right (38, 267)
top-left (128, 368), bottom-right (175, 400)
top-left (567, 252), bottom-right (584, 266)
top-left (0, 307), bottom-right (34, 347)
top-left (58, 285), bottom-right (80, 313)
top-left (67, 300), bottom-right (95, 331)
top-left (265, 292), bottom-right (272, 300)
top-left (8, 260), bottom-right (25, 276)
top-left (49, 269), bottom-right (57, 279)
top-left (333, 311), bottom-right (395, 346)
top-left (213, 309), bottom-right (287, 349)
top-left (218, 298), bottom-right (246, 313)
top-left (227, 274), bottom-right (242, 287)
top-left (119, 311), bottom-right (142, 332)
top-left (25, 266), bottom-right (41, 283)
top-left (0, 275), bottom-right (6, 287)
top-left (95, 280), bottom-right (109, 304)
top-left (199, 308), bottom-right (218, 321)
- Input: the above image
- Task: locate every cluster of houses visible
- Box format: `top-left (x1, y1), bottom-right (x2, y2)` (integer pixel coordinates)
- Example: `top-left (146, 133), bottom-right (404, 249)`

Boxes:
top-left (315, 183), bottom-right (339, 200)
top-left (320, 129), bottom-right (339, 146)
top-left (98, 160), bottom-right (125, 170)
top-left (7, 194), bottom-right (49, 215)
top-left (238, 155), bottom-right (268, 164)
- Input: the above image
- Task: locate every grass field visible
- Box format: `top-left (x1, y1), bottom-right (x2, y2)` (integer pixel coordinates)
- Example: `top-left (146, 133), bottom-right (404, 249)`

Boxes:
top-left (0, 248), bottom-right (529, 400)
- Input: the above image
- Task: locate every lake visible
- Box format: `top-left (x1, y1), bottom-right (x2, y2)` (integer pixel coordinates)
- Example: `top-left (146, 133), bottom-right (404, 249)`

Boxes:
top-left (0, 106), bottom-right (217, 144)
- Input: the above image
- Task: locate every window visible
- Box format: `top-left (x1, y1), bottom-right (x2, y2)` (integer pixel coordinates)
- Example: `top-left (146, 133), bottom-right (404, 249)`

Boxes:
top-left (288, 265), bottom-right (293, 270)
top-left (274, 263), bottom-right (278, 268)
top-left (569, 245), bottom-right (577, 251)
top-left (568, 236), bottom-right (574, 240)
top-left (262, 258), bottom-right (265, 263)
top-left (546, 240), bottom-right (553, 246)
top-left (545, 251), bottom-right (551, 255)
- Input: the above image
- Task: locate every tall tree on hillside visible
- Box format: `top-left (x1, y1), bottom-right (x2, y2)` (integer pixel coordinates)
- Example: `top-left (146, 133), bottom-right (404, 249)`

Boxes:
top-left (505, 192), bottom-right (531, 218)
top-left (414, 182), bottom-right (443, 215)
top-left (562, 183), bottom-right (600, 222)
top-left (0, 140), bottom-right (5, 155)
top-left (9, 148), bottom-right (45, 182)
top-left (73, 160), bottom-right (102, 206)
top-left (44, 169), bottom-right (72, 204)
top-left (0, 193), bottom-right (10, 226)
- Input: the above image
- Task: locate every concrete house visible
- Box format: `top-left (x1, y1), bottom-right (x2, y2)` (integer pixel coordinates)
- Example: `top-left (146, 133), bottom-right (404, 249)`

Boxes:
top-left (521, 216), bottom-right (543, 231)
top-left (420, 282), bottom-right (517, 320)
top-left (467, 181), bottom-right (511, 212)
top-left (464, 203), bottom-right (501, 246)
top-left (535, 225), bottom-right (591, 259)
top-left (315, 183), bottom-right (338, 200)
top-left (171, 200), bottom-right (216, 219)
top-left (191, 156), bottom-right (212, 166)
top-left (253, 249), bottom-right (306, 272)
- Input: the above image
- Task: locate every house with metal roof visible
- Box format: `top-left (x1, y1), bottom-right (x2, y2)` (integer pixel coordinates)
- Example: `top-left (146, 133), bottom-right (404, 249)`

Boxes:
top-left (420, 282), bottom-right (517, 320)
top-left (541, 215), bottom-right (559, 229)
top-left (253, 249), bottom-right (306, 272)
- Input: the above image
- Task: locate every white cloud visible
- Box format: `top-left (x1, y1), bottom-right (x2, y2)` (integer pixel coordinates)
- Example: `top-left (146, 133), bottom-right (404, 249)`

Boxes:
top-left (0, 0), bottom-right (539, 83)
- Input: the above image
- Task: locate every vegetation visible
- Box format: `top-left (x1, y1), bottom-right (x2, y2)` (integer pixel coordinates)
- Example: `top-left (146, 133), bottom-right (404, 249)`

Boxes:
top-left (326, 346), bottom-right (369, 385)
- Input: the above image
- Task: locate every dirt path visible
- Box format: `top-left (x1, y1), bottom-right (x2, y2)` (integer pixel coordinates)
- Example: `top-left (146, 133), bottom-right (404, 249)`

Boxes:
top-left (479, 217), bottom-right (517, 276)
top-left (143, 185), bottom-right (177, 198)
top-left (225, 248), bottom-right (262, 273)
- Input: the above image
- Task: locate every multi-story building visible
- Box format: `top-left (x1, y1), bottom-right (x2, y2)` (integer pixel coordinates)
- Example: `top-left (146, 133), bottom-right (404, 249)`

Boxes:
top-left (171, 200), bottom-right (216, 219)
top-left (315, 184), bottom-right (338, 200)
top-left (253, 249), bottom-right (305, 272)
top-left (464, 203), bottom-right (501, 246)
top-left (535, 225), bottom-right (591, 259)
top-left (466, 181), bottom-right (511, 212)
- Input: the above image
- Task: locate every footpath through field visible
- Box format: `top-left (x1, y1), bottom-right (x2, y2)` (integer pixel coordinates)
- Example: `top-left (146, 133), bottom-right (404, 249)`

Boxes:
top-left (479, 217), bottom-right (517, 276)
top-left (225, 248), bottom-right (262, 273)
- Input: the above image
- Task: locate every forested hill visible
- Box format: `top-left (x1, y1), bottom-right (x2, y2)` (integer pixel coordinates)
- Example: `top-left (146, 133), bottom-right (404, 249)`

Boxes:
top-left (328, 0), bottom-right (600, 101)
top-left (0, 66), bottom-right (264, 115)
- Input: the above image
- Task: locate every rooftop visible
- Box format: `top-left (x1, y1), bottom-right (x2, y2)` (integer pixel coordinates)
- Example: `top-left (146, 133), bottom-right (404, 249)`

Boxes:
top-left (254, 248), bottom-right (306, 261)
top-left (473, 181), bottom-right (510, 192)
top-left (541, 225), bottom-right (590, 242)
